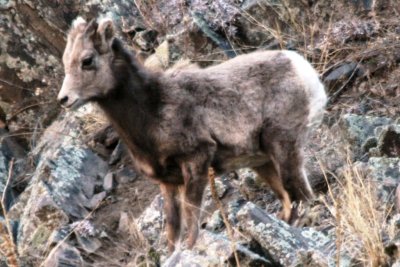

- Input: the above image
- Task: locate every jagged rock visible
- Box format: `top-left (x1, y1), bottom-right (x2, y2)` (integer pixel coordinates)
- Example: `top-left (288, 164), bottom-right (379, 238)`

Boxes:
top-left (237, 168), bottom-right (269, 201)
top-left (376, 125), bottom-right (400, 157)
top-left (71, 220), bottom-right (101, 254)
top-left (117, 212), bottom-right (130, 233)
top-left (0, 128), bottom-right (29, 210)
top-left (163, 231), bottom-right (273, 266)
top-left (17, 111), bottom-right (108, 259)
top-left (191, 12), bottom-right (236, 59)
top-left (204, 198), bottom-right (247, 233)
top-left (352, 0), bottom-right (374, 12)
top-left (324, 62), bottom-right (359, 91)
top-left (385, 214), bottom-right (400, 259)
top-left (115, 167), bottom-right (138, 185)
top-left (133, 29), bottom-right (159, 51)
top-left (144, 40), bottom-right (170, 71)
top-left (204, 172), bottom-right (231, 201)
top-left (108, 140), bottom-right (124, 165)
top-left (163, 250), bottom-right (210, 267)
top-left (136, 194), bottom-right (164, 245)
top-left (236, 201), bottom-right (346, 266)
top-left (204, 210), bottom-right (224, 232)
top-left (328, 19), bottom-right (379, 45)
top-left (86, 191), bottom-right (107, 209)
top-left (0, 0), bottom-right (144, 146)
top-left (339, 114), bottom-right (392, 158)
top-left (365, 157), bottom-right (400, 203)
top-left (42, 243), bottom-right (83, 267)
top-left (75, 234), bottom-right (102, 254)
top-left (103, 172), bottom-right (115, 191)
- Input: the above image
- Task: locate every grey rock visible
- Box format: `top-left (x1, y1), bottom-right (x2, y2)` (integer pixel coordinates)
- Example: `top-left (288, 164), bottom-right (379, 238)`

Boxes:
top-left (41, 145), bottom-right (107, 217)
top-left (75, 234), bottom-right (102, 254)
top-left (133, 29), bottom-right (159, 51)
top-left (236, 201), bottom-right (346, 267)
top-left (115, 167), bottom-right (138, 184)
top-left (108, 140), bottom-right (124, 165)
top-left (385, 214), bottom-right (400, 259)
top-left (103, 172), bottom-right (115, 191)
top-left (237, 168), bottom-right (264, 200)
top-left (136, 194), bottom-right (164, 245)
top-left (191, 12), bottom-right (236, 58)
top-left (352, 0), bottom-right (374, 11)
top-left (163, 231), bottom-right (272, 267)
top-left (366, 157), bottom-right (400, 203)
top-left (163, 250), bottom-right (208, 267)
top-left (18, 111), bottom-right (108, 258)
top-left (42, 243), bottom-right (83, 267)
top-left (205, 210), bottom-right (224, 232)
top-left (71, 220), bottom-right (100, 254)
top-left (376, 125), bottom-right (400, 157)
top-left (362, 136), bottom-right (378, 154)
top-left (0, 128), bottom-right (29, 211)
top-left (339, 114), bottom-right (392, 158)
top-left (324, 62), bottom-right (358, 86)
top-left (85, 191), bottom-right (107, 209)
top-left (117, 211), bottom-right (129, 233)
top-left (204, 173), bottom-right (230, 200)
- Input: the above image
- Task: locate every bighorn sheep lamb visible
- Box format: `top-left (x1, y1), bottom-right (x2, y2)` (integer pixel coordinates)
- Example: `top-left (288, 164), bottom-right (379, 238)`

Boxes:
top-left (57, 17), bottom-right (327, 252)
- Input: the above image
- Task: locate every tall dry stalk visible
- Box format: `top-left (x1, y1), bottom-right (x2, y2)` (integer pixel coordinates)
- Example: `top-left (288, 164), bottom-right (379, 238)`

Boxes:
top-left (208, 168), bottom-right (241, 267)
top-left (0, 159), bottom-right (19, 267)
top-left (324, 162), bottom-right (390, 267)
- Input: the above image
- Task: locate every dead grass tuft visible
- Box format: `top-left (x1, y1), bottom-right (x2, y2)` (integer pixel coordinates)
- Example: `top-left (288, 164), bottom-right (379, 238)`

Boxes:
top-left (0, 159), bottom-right (20, 267)
top-left (126, 214), bottom-right (158, 267)
top-left (324, 161), bottom-right (391, 267)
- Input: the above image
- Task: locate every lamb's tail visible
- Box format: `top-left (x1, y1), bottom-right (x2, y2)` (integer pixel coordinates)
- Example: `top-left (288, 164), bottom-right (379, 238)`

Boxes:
top-left (282, 50), bottom-right (327, 128)
top-left (307, 81), bottom-right (327, 128)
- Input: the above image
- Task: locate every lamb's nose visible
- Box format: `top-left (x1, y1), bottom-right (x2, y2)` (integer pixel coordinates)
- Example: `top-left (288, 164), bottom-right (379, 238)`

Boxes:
top-left (58, 96), bottom-right (68, 106)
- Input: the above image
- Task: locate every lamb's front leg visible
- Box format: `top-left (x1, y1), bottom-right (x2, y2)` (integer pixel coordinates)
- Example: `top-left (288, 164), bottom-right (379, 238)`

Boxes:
top-left (181, 161), bottom-right (209, 249)
top-left (160, 183), bottom-right (181, 253)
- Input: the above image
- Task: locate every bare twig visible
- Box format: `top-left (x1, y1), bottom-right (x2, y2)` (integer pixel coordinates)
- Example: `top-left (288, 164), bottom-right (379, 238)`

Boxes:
top-left (40, 201), bottom-right (104, 266)
top-left (0, 78), bottom-right (34, 92)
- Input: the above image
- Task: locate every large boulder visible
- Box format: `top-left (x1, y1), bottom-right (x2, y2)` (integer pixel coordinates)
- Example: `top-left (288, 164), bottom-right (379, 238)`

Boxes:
top-left (14, 107), bottom-right (108, 264)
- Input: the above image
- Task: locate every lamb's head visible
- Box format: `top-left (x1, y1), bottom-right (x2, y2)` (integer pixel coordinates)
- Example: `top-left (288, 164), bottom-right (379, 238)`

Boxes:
top-left (57, 17), bottom-right (117, 109)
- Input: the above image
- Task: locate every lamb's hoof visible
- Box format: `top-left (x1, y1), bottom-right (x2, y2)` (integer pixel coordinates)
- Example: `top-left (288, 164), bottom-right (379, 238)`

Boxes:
top-left (277, 208), bottom-right (292, 223)
top-left (289, 200), bottom-right (321, 227)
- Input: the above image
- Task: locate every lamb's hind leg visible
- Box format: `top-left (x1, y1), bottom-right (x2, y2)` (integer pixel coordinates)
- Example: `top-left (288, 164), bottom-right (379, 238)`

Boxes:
top-left (253, 160), bottom-right (292, 222)
top-left (277, 140), bottom-right (314, 202)
top-left (160, 183), bottom-right (181, 253)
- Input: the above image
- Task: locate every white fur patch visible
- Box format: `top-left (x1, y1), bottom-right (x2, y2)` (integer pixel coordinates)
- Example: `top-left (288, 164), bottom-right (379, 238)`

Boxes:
top-left (72, 16), bottom-right (86, 27)
top-left (283, 51), bottom-right (327, 127)
top-left (97, 14), bottom-right (113, 24)
top-left (302, 167), bottom-right (314, 197)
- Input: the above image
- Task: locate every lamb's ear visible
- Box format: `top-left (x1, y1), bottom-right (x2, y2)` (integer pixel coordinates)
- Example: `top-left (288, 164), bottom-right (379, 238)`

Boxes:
top-left (84, 19), bottom-right (98, 38)
top-left (72, 16), bottom-right (87, 29)
top-left (95, 18), bottom-right (115, 54)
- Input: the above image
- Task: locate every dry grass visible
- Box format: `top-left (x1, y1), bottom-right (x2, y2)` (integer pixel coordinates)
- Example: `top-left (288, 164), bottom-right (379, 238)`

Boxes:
top-left (79, 104), bottom-right (109, 134)
top-left (324, 161), bottom-right (391, 267)
top-left (0, 159), bottom-right (19, 267)
top-left (125, 213), bottom-right (159, 267)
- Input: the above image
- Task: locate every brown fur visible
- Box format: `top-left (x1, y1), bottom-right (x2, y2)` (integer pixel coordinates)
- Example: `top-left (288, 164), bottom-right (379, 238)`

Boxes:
top-left (58, 17), bottom-right (327, 252)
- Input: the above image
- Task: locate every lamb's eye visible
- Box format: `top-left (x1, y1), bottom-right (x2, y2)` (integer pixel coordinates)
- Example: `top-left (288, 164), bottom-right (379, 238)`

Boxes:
top-left (82, 56), bottom-right (94, 69)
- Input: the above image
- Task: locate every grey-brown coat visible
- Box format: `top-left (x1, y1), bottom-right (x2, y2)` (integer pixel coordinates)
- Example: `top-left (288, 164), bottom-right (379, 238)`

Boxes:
top-left (57, 17), bottom-right (327, 252)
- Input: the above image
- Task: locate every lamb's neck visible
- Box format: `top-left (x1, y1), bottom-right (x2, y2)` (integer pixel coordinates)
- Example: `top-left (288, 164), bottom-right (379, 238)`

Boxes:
top-left (96, 71), bottom-right (161, 156)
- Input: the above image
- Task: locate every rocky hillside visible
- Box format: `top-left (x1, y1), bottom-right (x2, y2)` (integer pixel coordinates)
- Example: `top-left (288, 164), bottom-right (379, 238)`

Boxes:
top-left (0, 0), bottom-right (399, 266)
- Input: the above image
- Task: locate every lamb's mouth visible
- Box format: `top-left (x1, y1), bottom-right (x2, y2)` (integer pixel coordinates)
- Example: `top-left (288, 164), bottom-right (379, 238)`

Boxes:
top-left (65, 99), bottom-right (88, 110)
